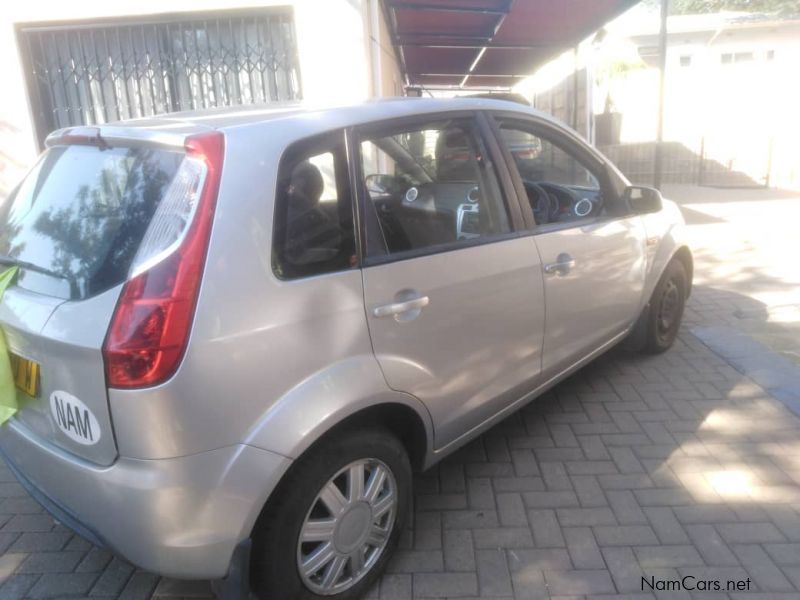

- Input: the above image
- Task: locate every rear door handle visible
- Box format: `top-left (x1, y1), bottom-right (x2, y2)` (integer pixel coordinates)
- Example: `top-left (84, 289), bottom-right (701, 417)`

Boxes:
top-left (544, 253), bottom-right (575, 276)
top-left (373, 296), bottom-right (429, 318)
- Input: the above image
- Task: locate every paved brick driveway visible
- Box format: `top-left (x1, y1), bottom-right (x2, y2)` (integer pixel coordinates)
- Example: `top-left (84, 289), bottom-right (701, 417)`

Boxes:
top-left (1, 187), bottom-right (800, 599)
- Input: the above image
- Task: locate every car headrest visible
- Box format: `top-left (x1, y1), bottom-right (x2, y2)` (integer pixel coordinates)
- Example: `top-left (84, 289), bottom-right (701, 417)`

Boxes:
top-left (435, 127), bottom-right (475, 182)
top-left (287, 161), bottom-right (324, 211)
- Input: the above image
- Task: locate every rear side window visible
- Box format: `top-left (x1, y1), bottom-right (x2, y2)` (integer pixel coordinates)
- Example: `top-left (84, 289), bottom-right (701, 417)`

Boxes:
top-left (272, 133), bottom-right (356, 279)
top-left (0, 144), bottom-right (184, 300)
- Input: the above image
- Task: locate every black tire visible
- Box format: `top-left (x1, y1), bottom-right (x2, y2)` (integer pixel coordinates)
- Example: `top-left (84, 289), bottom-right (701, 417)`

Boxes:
top-left (642, 259), bottom-right (688, 354)
top-left (251, 427), bottom-right (412, 600)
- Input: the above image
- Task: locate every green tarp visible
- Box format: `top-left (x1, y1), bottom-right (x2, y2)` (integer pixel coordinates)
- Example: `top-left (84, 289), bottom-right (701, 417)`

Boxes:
top-left (0, 267), bottom-right (19, 425)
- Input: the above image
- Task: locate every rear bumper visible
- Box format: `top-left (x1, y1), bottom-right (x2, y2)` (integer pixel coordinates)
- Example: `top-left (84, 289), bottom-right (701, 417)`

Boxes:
top-left (0, 420), bottom-right (291, 579)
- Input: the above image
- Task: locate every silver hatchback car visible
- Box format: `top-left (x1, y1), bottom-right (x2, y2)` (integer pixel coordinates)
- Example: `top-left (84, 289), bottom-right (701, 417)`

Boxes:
top-left (0, 98), bottom-right (691, 599)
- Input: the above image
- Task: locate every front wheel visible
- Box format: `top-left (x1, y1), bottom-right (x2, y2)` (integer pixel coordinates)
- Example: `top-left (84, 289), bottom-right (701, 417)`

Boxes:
top-left (251, 427), bottom-right (412, 600)
top-left (642, 259), bottom-right (688, 354)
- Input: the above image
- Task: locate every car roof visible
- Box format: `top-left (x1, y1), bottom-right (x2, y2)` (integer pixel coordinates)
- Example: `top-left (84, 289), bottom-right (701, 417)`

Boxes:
top-left (95, 97), bottom-right (560, 135)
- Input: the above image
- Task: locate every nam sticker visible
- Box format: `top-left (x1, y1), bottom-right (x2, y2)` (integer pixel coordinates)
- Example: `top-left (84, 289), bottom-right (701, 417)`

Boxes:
top-left (50, 391), bottom-right (101, 446)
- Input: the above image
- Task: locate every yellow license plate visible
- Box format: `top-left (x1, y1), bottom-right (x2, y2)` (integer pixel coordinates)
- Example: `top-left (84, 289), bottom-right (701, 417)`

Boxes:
top-left (9, 354), bottom-right (40, 398)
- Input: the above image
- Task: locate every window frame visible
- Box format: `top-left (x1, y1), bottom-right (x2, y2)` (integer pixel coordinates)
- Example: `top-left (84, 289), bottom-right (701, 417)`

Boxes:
top-left (350, 111), bottom-right (525, 268)
top-left (485, 111), bottom-right (629, 235)
top-left (271, 129), bottom-right (358, 281)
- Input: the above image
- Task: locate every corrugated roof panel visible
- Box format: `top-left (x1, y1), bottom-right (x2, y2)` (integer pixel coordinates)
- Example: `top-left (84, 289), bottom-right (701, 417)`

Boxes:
top-left (384, 0), bottom-right (638, 89)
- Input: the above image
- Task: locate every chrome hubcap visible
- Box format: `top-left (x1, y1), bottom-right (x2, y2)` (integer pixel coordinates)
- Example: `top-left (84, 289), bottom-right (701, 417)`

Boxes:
top-left (297, 459), bottom-right (397, 595)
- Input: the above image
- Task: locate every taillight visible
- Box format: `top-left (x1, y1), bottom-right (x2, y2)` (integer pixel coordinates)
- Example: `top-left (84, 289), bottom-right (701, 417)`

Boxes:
top-left (102, 132), bottom-right (224, 388)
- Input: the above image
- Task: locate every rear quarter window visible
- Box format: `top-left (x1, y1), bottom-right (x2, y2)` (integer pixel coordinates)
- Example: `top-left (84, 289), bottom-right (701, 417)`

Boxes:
top-left (0, 144), bottom-right (184, 300)
top-left (272, 132), bottom-right (357, 280)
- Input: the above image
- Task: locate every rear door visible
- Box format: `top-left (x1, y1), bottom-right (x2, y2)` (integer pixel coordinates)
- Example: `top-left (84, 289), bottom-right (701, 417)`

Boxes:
top-left (490, 115), bottom-right (647, 376)
top-left (0, 140), bottom-right (190, 465)
top-left (355, 114), bottom-right (545, 450)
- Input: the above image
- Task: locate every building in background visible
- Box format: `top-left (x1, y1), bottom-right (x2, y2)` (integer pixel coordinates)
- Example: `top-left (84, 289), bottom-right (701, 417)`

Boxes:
top-left (5, 2), bottom-right (796, 195)
top-left (0, 0), bottom-right (401, 197)
top-left (515, 6), bottom-right (800, 190)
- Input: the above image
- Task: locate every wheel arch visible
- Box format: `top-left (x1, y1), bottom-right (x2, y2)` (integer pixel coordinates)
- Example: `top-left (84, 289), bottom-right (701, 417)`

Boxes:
top-left (240, 358), bottom-right (433, 561)
top-left (243, 356), bottom-right (433, 466)
top-left (625, 242), bottom-right (693, 352)
top-left (313, 402), bottom-right (430, 473)
top-left (672, 245), bottom-right (693, 298)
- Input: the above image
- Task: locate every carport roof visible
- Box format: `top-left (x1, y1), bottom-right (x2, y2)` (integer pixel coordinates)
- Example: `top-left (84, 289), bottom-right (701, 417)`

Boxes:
top-left (383, 0), bottom-right (639, 90)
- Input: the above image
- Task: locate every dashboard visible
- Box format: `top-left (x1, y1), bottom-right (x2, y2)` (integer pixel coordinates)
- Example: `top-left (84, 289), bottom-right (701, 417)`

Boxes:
top-left (398, 182), bottom-right (484, 241)
top-left (522, 180), bottom-right (604, 224)
top-left (367, 177), bottom-right (604, 252)
top-left (370, 181), bottom-right (484, 249)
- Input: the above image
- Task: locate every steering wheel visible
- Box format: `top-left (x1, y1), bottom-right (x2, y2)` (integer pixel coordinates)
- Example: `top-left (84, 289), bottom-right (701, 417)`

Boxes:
top-left (537, 182), bottom-right (581, 221)
top-left (522, 181), bottom-right (552, 224)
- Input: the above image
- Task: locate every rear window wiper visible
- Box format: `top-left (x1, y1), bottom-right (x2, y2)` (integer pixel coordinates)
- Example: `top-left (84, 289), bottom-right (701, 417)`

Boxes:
top-left (0, 255), bottom-right (78, 296)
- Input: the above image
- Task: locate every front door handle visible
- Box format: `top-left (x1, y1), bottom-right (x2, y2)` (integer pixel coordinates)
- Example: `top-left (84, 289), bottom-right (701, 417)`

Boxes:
top-left (373, 295), bottom-right (430, 319)
top-left (544, 253), bottom-right (575, 276)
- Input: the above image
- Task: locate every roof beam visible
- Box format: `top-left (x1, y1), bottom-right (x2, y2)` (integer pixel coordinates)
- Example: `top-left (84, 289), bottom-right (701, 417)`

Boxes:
top-left (386, 1), bottom-right (508, 16)
top-left (408, 84), bottom-right (512, 91)
top-left (397, 32), bottom-right (492, 43)
top-left (459, 0), bottom-right (513, 88)
top-left (417, 72), bottom-right (521, 78)
top-left (400, 42), bottom-right (548, 49)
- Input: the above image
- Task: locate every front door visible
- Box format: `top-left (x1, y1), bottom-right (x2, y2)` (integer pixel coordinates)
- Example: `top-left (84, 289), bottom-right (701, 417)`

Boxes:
top-left (355, 115), bottom-right (545, 449)
top-left (491, 116), bottom-right (647, 376)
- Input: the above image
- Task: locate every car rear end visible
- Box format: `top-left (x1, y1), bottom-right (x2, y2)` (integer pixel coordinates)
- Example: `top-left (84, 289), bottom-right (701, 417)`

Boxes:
top-left (0, 123), bottom-right (286, 578)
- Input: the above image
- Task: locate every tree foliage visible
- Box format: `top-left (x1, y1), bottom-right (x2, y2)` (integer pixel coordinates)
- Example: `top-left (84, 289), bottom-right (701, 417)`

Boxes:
top-left (642, 0), bottom-right (800, 15)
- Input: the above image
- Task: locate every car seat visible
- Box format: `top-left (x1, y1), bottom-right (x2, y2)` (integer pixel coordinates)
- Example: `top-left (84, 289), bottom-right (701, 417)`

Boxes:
top-left (283, 161), bottom-right (342, 271)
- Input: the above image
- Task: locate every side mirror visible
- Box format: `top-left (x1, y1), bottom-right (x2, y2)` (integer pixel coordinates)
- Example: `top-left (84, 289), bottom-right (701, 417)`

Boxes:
top-left (624, 185), bottom-right (663, 214)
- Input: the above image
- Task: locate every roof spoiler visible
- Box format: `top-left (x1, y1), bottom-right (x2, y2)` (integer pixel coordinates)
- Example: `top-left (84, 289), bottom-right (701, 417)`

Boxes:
top-left (45, 125), bottom-right (190, 151)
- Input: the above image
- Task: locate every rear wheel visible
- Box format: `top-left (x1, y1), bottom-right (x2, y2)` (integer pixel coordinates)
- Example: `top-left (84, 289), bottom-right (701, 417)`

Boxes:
top-left (642, 259), bottom-right (688, 354)
top-left (251, 428), bottom-right (411, 599)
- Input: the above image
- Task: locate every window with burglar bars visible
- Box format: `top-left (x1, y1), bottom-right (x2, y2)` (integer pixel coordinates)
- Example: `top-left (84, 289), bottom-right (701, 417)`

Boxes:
top-left (18, 9), bottom-right (302, 146)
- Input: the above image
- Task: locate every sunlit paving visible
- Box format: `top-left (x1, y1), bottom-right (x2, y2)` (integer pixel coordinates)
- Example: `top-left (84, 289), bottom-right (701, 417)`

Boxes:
top-left (706, 470), bottom-right (753, 498)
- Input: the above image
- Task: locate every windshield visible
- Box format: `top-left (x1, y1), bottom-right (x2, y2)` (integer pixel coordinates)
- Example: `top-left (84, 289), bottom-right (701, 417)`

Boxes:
top-left (0, 144), bottom-right (184, 300)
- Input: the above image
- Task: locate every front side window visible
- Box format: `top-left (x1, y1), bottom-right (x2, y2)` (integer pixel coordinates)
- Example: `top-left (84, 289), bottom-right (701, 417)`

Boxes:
top-left (272, 135), bottom-right (356, 279)
top-left (497, 124), bottom-right (604, 226)
top-left (359, 118), bottom-right (510, 257)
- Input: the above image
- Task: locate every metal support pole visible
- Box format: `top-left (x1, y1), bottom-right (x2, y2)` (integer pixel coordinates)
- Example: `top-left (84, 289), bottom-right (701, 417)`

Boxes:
top-left (572, 47), bottom-right (579, 131)
top-left (370, 0), bottom-right (383, 99)
top-left (586, 51), bottom-right (594, 144)
top-left (698, 136), bottom-right (705, 186)
top-left (653, 0), bottom-right (668, 190)
top-left (764, 137), bottom-right (773, 188)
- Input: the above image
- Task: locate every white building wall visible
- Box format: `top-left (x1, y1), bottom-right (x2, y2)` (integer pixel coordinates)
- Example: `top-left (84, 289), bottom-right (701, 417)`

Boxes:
top-left (517, 12), bottom-right (800, 189)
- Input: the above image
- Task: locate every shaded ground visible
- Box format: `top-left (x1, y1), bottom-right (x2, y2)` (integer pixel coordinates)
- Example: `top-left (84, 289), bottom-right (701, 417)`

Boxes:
top-left (0, 185), bottom-right (798, 599)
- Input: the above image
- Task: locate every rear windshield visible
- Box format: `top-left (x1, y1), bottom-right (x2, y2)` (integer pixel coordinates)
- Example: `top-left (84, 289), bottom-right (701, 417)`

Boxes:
top-left (0, 144), bottom-right (184, 300)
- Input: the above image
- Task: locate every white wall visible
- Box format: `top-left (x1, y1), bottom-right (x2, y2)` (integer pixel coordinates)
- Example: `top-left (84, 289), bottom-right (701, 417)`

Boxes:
top-left (0, 0), bottom-right (389, 196)
top-left (516, 12), bottom-right (800, 189)
top-left (617, 21), bottom-right (800, 188)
